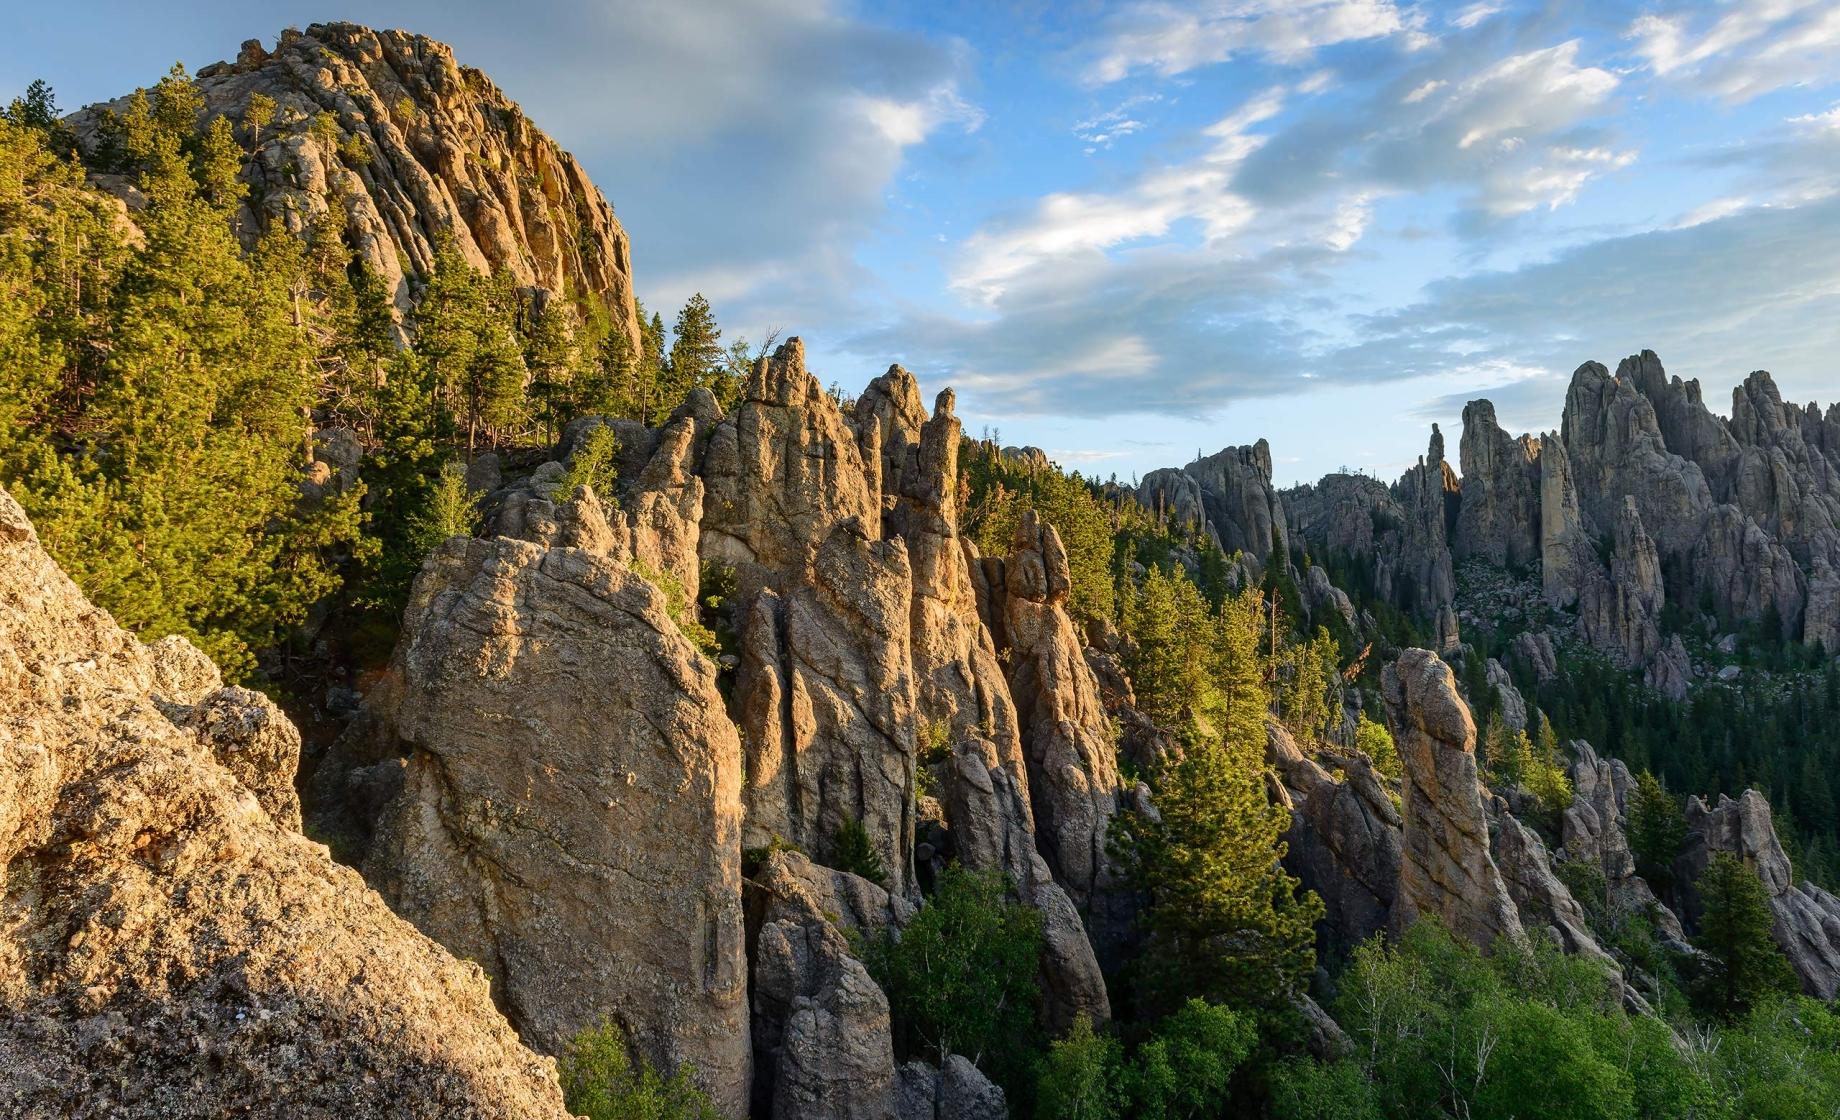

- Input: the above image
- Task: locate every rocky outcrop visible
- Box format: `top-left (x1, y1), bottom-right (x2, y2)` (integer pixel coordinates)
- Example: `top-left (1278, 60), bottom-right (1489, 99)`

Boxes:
top-left (1392, 430), bottom-right (1462, 651)
top-left (749, 851), bottom-right (911, 1120)
top-left (1483, 659), bottom-right (1527, 733)
top-left (0, 488), bottom-right (570, 1118)
top-left (1138, 440), bottom-right (1288, 575)
top-left (712, 342), bottom-right (919, 892)
top-left (1678, 790), bottom-right (1840, 1000)
top-left (1491, 810), bottom-right (1613, 966)
top-left (1577, 496), bottom-right (1666, 668)
top-left (1267, 721), bottom-right (1401, 956)
top-left (1284, 433), bottom-right (1458, 643)
top-left (1383, 650), bottom-right (1522, 948)
top-left (363, 533), bottom-right (750, 1115)
top-left (896, 1056), bottom-right (1008, 1120)
top-left (1455, 400), bottom-right (1542, 568)
top-left (1560, 741), bottom-right (1682, 938)
top-left (73, 23), bottom-right (640, 346)
top-left (994, 511), bottom-right (1123, 929)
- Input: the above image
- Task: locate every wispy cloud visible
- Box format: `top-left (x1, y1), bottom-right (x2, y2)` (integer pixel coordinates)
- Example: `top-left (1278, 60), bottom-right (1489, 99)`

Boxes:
top-left (1082, 0), bottom-right (1407, 84)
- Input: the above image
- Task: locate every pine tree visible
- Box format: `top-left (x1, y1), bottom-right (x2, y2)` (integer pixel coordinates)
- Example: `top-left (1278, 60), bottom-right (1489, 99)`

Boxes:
top-left (1692, 851), bottom-right (1798, 1021)
top-left (1628, 772), bottom-right (1687, 894)
top-left (1112, 583), bottom-right (1323, 1014)
top-left (665, 292), bottom-right (723, 413)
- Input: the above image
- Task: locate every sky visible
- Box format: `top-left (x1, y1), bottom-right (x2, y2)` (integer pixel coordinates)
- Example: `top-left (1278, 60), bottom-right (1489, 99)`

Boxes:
top-left (9, 1), bottom-right (1840, 486)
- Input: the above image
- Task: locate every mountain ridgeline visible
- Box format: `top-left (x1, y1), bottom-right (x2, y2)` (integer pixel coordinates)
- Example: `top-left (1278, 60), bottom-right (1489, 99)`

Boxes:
top-left (4, 23), bottom-right (1840, 1120)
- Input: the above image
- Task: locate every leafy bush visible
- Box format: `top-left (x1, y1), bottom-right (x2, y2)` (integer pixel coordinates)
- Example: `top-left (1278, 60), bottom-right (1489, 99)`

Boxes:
top-left (559, 1020), bottom-right (718, 1120)
top-left (560, 422), bottom-right (620, 501)
top-left (864, 866), bottom-right (1042, 1090)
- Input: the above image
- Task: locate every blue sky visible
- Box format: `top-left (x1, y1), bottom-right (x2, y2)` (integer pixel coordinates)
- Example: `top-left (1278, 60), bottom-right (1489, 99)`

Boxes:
top-left (10, 1), bottom-right (1840, 485)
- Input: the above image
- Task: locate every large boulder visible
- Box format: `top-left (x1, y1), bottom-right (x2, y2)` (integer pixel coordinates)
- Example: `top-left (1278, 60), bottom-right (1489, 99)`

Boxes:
top-left (364, 534), bottom-right (750, 1115)
top-left (0, 489), bottom-right (570, 1118)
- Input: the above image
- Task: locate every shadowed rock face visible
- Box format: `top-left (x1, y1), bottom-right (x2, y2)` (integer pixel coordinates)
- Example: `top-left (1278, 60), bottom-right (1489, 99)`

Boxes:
top-left (1267, 720), bottom-right (1401, 957)
top-left (1137, 440), bottom-right (1289, 576)
top-left (69, 22), bottom-right (641, 348)
top-left (1679, 790), bottom-right (1840, 1000)
top-left (1455, 400), bottom-right (1543, 569)
top-left (0, 488), bottom-right (571, 1119)
top-left (1383, 649), bottom-right (1523, 949)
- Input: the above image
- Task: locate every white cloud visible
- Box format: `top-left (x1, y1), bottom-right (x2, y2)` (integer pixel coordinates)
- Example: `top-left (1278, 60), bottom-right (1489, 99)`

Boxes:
top-left (1450, 3), bottom-right (1502, 31)
top-left (1083, 0), bottom-right (1406, 84)
top-left (1630, 0), bottom-right (1840, 102)
top-left (951, 88), bottom-right (1285, 303)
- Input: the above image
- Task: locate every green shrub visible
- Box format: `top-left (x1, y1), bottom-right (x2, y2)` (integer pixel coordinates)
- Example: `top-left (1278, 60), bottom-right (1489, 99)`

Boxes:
top-left (559, 1020), bottom-right (718, 1120)
top-left (864, 865), bottom-right (1043, 1091)
top-left (831, 814), bottom-right (887, 889)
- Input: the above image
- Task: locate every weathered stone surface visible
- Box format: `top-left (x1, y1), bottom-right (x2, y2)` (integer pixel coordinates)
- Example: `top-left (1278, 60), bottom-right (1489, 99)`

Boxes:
top-left (1678, 790), bottom-right (1840, 1000)
top-left (73, 23), bottom-right (640, 348)
top-left (1383, 650), bottom-right (1523, 949)
top-left (711, 344), bottom-right (920, 892)
top-left (1578, 496), bottom-right (1666, 667)
top-left (1138, 441), bottom-right (1288, 575)
top-left (364, 534), bottom-right (749, 1115)
top-left (1455, 400), bottom-right (1543, 568)
top-left (1267, 721), bottom-right (1401, 955)
top-left (998, 511), bottom-right (1123, 925)
top-left (0, 488), bottom-right (570, 1118)
top-left (1511, 630), bottom-right (1558, 683)
top-left (1306, 563), bottom-right (1357, 631)
top-left (1560, 741), bottom-right (1682, 938)
top-left (1483, 659), bottom-right (1527, 733)
top-left (750, 851), bottom-right (907, 1120)
top-left (1392, 430), bottom-right (1461, 648)
top-left (894, 1056), bottom-right (1008, 1120)
top-left (1491, 811), bottom-right (1614, 967)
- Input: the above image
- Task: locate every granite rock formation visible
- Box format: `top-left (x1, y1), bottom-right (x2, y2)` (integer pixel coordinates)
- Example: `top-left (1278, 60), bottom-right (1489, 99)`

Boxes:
top-left (1383, 649), bottom-right (1523, 948)
top-left (363, 532), bottom-right (751, 1115)
top-left (70, 23), bottom-right (640, 347)
top-left (1678, 790), bottom-right (1840, 1000)
top-left (0, 488), bottom-right (570, 1118)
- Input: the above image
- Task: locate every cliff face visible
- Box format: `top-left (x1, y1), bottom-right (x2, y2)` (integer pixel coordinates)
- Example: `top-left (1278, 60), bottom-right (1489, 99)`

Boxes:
top-left (69, 22), bottom-right (640, 345)
top-left (0, 488), bottom-right (571, 1118)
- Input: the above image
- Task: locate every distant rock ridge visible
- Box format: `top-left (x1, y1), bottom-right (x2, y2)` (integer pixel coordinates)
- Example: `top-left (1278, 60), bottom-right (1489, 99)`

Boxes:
top-left (68, 22), bottom-right (641, 347)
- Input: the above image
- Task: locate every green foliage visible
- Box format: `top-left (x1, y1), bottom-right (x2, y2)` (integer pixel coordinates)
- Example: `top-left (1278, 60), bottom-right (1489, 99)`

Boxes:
top-left (1123, 998), bottom-right (1256, 1120)
top-left (1269, 1057), bottom-right (1382, 1120)
top-left (1110, 582), bottom-right (1322, 1014)
top-left (1353, 711), bottom-right (1401, 783)
top-left (1033, 1013), bottom-right (1123, 1120)
top-left (559, 423), bottom-right (621, 502)
top-left (865, 866), bottom-right (1043, 1090)
top-left (559, 1020), bottom-right (718, 1120)
top-left (665, 292), bottom-right (736, 411)
top-left (1275, 626), bottom-right (1340, 742)
top-left (1322, 919), bottom-right (1708, 1120)
top-left (1481, 710), bottom-right (1572, 813)
top-left (1691, 851), bottom-right (1799, 1022)
top-left (0, 86), bottom-right (360, 678)
top-left (408, 459), bottom-right (480, 555)
top-left (628, 559), bottom-right (719, 657)
top-left (831, 814), bottom-right (887, 889)
top-left (1628, 771), bottom-right (1687, 894)
top-left (962, 443), bottom-right (1119, 624)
